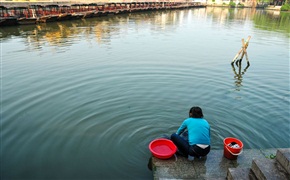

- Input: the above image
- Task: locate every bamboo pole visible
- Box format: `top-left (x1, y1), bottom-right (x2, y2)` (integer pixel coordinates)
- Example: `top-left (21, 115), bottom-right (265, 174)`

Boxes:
top-left (231, 36), bottom-right (251, 65)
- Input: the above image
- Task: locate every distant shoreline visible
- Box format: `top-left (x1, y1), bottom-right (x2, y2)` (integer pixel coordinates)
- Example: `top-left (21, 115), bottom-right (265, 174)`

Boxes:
top-left (3, 0), bottom-right (190, 7)
top-left (0, 0), bottom-right (281, 11)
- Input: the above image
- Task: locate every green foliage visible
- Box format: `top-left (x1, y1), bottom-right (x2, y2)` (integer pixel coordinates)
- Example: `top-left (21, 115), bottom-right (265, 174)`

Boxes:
top-left (252, 10), bottom-right (290, 37)
top-left (265, 154), bottom-right (276, 159)
top-left (212, 0), bottom-right (216, 2)
top-left (281, 3), bottom-right (290, 11)
top-left (229, 1), bottom-right (236, 7)
top-left (259, 0), bottom-right (271, 3)
top-left (238, 3), bottom-right (245, 7)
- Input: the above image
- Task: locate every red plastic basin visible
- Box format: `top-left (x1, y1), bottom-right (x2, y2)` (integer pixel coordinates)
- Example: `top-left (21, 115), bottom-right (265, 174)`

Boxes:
top-left (149, 138), bottom-right (177, 159)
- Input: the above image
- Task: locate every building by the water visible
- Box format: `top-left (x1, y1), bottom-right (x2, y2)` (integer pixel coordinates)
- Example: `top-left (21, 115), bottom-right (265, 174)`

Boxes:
top-left (1, 0), bottom-right (286, 12)
top-left (1, 0), bottom-right (286, 7)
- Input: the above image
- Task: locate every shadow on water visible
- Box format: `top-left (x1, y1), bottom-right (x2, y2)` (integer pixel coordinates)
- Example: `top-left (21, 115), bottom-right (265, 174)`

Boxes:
top-left (147, 157), bottom-right (153, 171)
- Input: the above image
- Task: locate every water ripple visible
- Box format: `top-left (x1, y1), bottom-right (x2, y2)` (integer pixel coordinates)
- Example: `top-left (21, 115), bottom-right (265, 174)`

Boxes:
top-left (2, 8), bottom-right (289, 179)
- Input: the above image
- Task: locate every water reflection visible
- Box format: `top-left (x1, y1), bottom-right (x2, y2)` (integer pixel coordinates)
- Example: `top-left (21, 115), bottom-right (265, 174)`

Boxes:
top-left (0, 11), bottom-right (184, 44)
top-left (1, 8), bottom-right (289, 48)
top-left (253, 9), bottom-right (290, 37)
top-left (232, 61), bottom-right (250, 90)
top-left (2, 7), bottom-right (289, 179)
top-left (206, 6), bottom-right (255, 22)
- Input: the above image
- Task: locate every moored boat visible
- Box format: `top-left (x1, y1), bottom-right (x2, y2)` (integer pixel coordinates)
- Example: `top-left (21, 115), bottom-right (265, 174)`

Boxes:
top-left (12, 6), bottom-right (38, 25)
top-left (71, 4), bottom-right (95, 18)
top-left (0, 6), bottom-right (18, 26)
top-left (97, 4), bottom-right (109, 17)
top-left (140, 2), bottom-right (149, 11)
top-left (105, 3), bottom-right (118, 15)
top-left (29, 5), bottom-right (58, 23)
top-left (0, 16), bottom-right (18, 26)
top-left (88, 3), bottom-right (101, 17)
top-left (119, 3), bottom-right (130, 13)
top-left (57, 5), bottom-right (72, 21)
top-left (0, 2), bottom-right (206, 26)
top-left (45, 6), bottom-right (59, 22)
top-left (130, 3), bottom-right (136, 12)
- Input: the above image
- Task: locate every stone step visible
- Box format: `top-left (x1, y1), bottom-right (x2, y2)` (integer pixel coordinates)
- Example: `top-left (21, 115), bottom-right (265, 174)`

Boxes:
top-left (251, 158), bottom-right (290, 180)
top-left (151, 149), bottom-right (290, 179)
top-left (226, 168), bottom-right (257, 180)
top-left (276, 148), bottom-right (290, 174)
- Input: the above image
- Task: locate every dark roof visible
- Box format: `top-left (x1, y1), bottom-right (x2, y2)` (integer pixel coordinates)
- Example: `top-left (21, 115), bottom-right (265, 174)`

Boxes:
top-left (45, 5), bottom-right (59, 8)
top-left (0, 5), bottom-right (7, 9)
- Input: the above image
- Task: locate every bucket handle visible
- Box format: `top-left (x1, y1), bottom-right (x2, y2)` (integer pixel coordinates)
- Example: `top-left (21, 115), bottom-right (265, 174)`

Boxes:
top-left (225, 145), bottom-right (243, 156)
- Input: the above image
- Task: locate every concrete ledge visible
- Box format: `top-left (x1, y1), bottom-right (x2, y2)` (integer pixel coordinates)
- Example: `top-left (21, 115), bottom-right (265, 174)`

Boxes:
top-left (227, 168), bottom-right (254, 180)
top-left (251, 158), bottom-right (289, 179)
top-left (277, 148), bottom-right (290, 175)
top-left (151, 148), bottom-right (278, 179)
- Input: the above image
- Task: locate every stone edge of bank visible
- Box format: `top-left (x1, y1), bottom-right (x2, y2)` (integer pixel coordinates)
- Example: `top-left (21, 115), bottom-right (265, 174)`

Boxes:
top-left (151, 148), bottom-right (290, 179)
